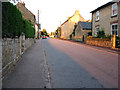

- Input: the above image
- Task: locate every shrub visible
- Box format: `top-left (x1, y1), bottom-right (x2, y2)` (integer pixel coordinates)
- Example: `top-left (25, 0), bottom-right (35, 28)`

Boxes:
top-left (2, 2), bottom-right (35, 38)
top-left (72, 23), bottom-right (77, 36)
top-left (69, 34), bottom-right (72, 39)
top-left (97, 31), bottom-right (105, 38)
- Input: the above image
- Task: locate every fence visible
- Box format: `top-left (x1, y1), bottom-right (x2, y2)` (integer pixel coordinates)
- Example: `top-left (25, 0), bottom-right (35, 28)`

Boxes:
top-left (2, 35), bottom-right (35, 78)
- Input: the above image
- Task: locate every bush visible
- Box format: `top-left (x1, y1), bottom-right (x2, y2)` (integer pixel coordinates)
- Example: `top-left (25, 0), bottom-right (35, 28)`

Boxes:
top-left (97, 31), bottom-right (105, 38)
top-left (72, 23), bottom-right (77, 36)
top-left (87, 36), bottom-right (93, 39)
top-left (23, 20), bottom-right (35, 38)
top-left (69, 34), bottom-right (72, 39)
top-left (2, 2), bottom-right (35, 38)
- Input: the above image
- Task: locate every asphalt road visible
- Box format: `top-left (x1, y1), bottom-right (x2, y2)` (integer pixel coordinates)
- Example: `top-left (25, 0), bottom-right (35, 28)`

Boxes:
top-left (43, 38), bottom-right (118, 88)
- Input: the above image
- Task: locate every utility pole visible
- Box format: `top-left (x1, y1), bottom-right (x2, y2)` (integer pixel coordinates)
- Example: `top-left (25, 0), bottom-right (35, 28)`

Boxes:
top-left (38, 10), bottom-right (39, 39)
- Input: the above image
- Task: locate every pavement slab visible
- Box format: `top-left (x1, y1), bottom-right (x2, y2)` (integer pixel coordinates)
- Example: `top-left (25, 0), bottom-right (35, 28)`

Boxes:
top-left (2, 39), bottom-right (47, 88)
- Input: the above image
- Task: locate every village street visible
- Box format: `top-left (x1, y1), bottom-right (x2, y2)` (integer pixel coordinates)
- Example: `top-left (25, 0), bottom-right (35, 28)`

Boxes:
top-left (3, 38), bottom-right (118, 88)
top-left (43, 38), bottom-right (118, 88)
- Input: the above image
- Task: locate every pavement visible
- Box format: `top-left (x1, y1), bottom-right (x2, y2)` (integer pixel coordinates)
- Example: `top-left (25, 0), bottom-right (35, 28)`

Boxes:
top-left (2, 39), bottom-right (49, 88)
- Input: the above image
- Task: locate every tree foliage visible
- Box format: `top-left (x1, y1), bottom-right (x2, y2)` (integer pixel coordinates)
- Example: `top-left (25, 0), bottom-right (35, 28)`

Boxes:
top-left (72, 23), bottom-right (77, 36)
top-left (2, 2), bottom-right (35, 38)
top-left (41, 29), bottom-right (49, 36)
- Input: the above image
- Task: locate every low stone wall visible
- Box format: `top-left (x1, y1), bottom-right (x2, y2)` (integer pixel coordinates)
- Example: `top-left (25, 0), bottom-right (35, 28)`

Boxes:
top-left (2, 36), bottom-right (35, 78)
top-left (86, 38), bottom-right (112, 48)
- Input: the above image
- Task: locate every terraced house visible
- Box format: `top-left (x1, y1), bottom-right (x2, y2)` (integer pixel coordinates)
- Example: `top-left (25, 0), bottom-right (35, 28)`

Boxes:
top-left (91, 1), bottom-right (120, 37)
top-left (16, 2), bottom-right (41, 38)
top-left (16, 2), bottom-right (36, 27)
top-left (61, 10), bottom-right (85, 39)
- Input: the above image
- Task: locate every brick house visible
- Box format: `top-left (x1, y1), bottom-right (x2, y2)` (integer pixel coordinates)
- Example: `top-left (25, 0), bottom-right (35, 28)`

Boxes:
top-left (75, 21), bottom-right (92, 42)
top-left (16, 2), bottom-right (36, 27)
top-left (60, 10), bottom-right (85, 39)
top-left (91, 1), bottom-right (120, 37)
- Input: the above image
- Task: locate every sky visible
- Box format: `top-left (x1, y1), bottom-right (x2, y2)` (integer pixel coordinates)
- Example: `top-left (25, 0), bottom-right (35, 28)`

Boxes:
top-left (19, 0), bottom-right (111, 33)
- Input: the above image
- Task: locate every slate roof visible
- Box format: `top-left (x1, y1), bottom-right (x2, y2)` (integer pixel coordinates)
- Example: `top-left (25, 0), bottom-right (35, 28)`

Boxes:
top-left (90, 1), bottom-right (115, 13)
top-left (78, 21), bottom-right (92, 30)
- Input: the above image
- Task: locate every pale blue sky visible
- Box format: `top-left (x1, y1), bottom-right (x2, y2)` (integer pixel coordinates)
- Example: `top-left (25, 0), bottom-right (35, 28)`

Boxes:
top-left (21, 0), bottom-right (111, 33)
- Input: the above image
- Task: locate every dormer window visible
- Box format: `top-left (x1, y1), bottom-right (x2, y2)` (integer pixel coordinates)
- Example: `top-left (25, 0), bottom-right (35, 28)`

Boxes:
top-left (112, 3), bottom-right (117, 16)
top-left (96, 11), bottom-right (99, 21)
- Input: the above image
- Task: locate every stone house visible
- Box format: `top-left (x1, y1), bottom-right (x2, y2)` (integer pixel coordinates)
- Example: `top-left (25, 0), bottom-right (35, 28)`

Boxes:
top-left (16, 2), bottom-right (36, 27)
top-left (60, 10), bottom-right (85, 39)
top-left (91, 1), bottom-right (120, 37)
top-left (75, 21), bottom-right (92, 42)
top-left (16, 2), bottom-right (41, 38)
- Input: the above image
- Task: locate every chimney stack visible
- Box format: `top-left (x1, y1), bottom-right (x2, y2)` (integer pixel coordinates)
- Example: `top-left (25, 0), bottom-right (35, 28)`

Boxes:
top-left (75, 10), bottom-right (79, 15)
top-left (22, 1), bottom-right (25, 7)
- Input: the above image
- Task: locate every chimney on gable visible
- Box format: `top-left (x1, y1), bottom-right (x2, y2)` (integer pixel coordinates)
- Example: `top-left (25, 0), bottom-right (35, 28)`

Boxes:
top-left (75, 10), bottom-right (79, 15)
top-left (22, 1), bottom-right (25, 7)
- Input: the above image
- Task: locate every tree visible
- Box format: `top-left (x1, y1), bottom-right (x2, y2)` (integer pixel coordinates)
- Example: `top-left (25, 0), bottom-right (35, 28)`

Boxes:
top-left (41, 29), bottom-right (49, 36)
top-left (72, 23), bottom-right (77, 36)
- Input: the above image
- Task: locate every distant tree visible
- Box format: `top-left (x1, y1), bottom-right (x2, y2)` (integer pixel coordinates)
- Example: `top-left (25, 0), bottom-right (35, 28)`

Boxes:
top-left (51, 32), bottom-right (55, 35)
top-left (41, 29), bottom-right (49, 36)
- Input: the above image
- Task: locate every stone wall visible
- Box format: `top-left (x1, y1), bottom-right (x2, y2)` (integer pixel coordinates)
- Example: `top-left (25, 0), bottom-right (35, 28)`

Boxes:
top-left (86, 38), bottom-right (112, 48)
top-left (86, 35), bottom-right (118, 48)
top-left (2, 36), bottom-right (35, 78)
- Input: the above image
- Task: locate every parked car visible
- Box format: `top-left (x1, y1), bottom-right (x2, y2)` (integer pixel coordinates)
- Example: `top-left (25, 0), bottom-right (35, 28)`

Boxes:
top-left (42, 35), bottom-right (47, 39)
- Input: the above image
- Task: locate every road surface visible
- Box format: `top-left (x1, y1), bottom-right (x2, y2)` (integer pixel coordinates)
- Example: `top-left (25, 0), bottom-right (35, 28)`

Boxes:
top-left (43, 38), bottom-right (118, 88)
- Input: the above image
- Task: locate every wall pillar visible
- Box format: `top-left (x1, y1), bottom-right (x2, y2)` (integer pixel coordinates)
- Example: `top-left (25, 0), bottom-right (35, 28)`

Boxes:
top-left (111, 35), bottom-right (116, 48)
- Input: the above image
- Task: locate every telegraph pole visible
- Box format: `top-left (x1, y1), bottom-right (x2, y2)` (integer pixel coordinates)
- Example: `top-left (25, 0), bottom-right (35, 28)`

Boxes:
top-left (38, 10), bottom-right (39, 39)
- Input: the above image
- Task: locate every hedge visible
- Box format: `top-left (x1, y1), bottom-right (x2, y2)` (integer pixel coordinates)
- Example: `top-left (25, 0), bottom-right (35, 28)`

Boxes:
top-left (2, 2), bottom-right (35, 38)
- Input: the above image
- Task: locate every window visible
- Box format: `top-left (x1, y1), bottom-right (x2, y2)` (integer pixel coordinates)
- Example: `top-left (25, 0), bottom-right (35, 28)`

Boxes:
top-left (112, 3), bottom-right (117, 16)
top-left (111, 23), bottom-right (118, 36)
top-left (96, 11), bottom-right (99, 20)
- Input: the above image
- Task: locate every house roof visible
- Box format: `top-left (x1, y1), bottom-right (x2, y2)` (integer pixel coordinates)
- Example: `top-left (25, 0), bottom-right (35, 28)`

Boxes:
top-left (61, 16), bottom-right (73, 26)
top-left (90, 1), bottom-right (115, 13)
top-left (61, 10), bottom-right (85, 26)
top-left (78, 21), bottom-right (92, 30)
top-left (16, 2), bottom-right (35, 17)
